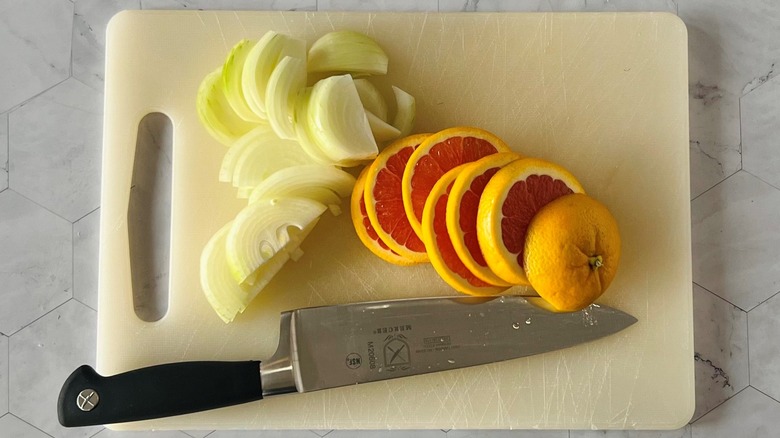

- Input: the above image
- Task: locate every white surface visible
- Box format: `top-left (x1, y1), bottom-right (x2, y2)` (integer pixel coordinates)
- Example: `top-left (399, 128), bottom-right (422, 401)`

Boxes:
top-left (1, 1), bottom-right (780, 437)
top-left (96, 10), bottom-right (691, 431)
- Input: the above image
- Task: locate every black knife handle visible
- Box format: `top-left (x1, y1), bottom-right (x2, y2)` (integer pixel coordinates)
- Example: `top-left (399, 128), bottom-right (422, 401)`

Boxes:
top-left (58, 361), bottom-right (263, 427)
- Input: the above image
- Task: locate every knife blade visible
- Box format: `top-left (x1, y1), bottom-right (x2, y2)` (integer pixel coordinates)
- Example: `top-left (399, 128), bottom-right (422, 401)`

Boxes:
top-left (58, 295), bottom-right (636, 427)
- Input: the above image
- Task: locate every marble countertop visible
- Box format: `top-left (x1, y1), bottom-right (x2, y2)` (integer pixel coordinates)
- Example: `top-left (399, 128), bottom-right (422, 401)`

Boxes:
top-left (1, 1), bottom-right (779, 437)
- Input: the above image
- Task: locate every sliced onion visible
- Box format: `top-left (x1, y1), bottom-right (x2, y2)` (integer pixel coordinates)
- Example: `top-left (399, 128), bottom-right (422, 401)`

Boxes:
top-left (247, 164), bottom-right (356, 210)
top-left (365, 110), bottom-right (401, 143)
top-left (353, 78), bottom-right (388, 121)
top-left (222, 39), bottom-right (263, 123)
top-left (219, 125), bottom-right (274, 183)
top-left (226, 197), bottom-right (326, 284)
top-left (293, 87), bottom-right (335, 165)
top-left (308, 74), bottom-right (378, 164)
top-left (266, 56), bottom-right (306, 140)
top-left (200, 221), bottom-right (252, 323)
top-left (392, 85), bottom-right (416, 137)
top-left (231, 129), bottom-right (317, 196)
top-left (307, 31), bottom-right (388, 76)
top-left (196, 68), bottom-right (257, 146)
top-left (242, 31), bottom-right (306, 119)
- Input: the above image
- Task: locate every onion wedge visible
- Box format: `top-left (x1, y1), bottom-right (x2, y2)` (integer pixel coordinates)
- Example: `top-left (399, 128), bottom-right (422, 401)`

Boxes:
top-left (226, 197), bottom-right (326, 284)
top-left (308, 31), bottom-right (388, 76)
top-left (247, 164), bottom-right (356, 211)
top-left (196, 68), bottom-right (256, 146)
top-left (266, 56), bottom-right (306, 140)
top-left (391, 85), bottom-right (416, 137)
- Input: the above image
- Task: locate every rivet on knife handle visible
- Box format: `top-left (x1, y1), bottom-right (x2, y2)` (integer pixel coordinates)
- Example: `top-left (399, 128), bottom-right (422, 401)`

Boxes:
top-left (57, 361), bottom-right (264, 427)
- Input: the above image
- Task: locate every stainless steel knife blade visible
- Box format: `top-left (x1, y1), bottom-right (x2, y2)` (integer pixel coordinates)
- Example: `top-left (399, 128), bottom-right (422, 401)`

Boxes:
top-left (58, 295), bottom-right (636, 427)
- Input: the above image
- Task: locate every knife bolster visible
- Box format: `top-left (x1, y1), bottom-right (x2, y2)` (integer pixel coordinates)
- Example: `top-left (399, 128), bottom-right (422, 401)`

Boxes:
top-left (260, 311), bottom-right (298, 396)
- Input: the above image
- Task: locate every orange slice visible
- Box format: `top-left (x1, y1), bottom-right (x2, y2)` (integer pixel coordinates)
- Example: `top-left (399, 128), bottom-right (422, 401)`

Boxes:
top-left (422, 165), bottom-right (509, 296)
top-left (446, 152), bottom-right (522, 286)
top-left (402, 127), bottom-right (512, 238)
top-left (477, 158), bottom-right (585, 285)
top-left (364, 134), bottom-right (431, 263)
top-left (351, 167), bottom-right (415, 266)
top-left (524, 193), bottom-right (621, 311)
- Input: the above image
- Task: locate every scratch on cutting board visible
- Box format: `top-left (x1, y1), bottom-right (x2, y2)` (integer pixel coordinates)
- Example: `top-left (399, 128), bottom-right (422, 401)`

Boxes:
top-left (234, 11), bottom-right (248, 38)
top-left (406, 14), bottom-right (428, 77)
top-left (215, 14), bottom-right (229, 51)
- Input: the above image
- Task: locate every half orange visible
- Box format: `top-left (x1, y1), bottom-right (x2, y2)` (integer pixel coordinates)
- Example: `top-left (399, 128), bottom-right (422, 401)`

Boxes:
top-left (422, 165), bottom-right (509, 296)
top-left (364, 134), bottom-right (431, 263)
top-left (351, 167), bottom-right (415, 266)
top-left (402, 127), bottom-right (512, 238)
top-left (446, 152), bottom-right (522, 286)
top-left (477, 158), bottom-right (585, 285)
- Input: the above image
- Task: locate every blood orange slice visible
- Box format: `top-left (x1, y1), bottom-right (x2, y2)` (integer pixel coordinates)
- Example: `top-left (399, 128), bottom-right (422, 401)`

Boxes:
top-left (422, 165), bottom-right (509, 296)
top-left (402, 127), bottom-right (512, 238)
top-left (364, 134), bottom-right (431, 263)
top-left (351, 167), bottom-right (415, 266)
top-left (446, 152), bottom-right (522, 286)
top-left (477, 158), bottom-right (585, 285)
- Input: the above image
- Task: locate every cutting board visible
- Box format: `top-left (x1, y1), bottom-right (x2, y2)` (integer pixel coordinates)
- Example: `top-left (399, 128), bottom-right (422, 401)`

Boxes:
top-left (97, 10), bottom-right (692, 430)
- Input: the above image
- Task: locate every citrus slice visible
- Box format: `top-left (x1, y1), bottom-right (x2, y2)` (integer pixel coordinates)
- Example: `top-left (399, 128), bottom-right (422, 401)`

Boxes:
top-left (351, 167), bottom-right (416, 266)
top-left (524, 193), bottom-right (621, 311)
top-left (477, 158), bottom-right (585, 285)
top-left (402, 127), bottom-right (512, 237)
top-left (422, 165), bottom-right (510, 296)
top-left (446, 152), bottom-right (523, 286)
top-left (364, 134), bottom-right (431, 263)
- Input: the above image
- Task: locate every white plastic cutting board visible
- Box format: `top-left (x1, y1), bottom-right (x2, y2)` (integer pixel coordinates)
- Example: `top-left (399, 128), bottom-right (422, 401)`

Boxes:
top-left (98, 11), bottom-right (692, 430)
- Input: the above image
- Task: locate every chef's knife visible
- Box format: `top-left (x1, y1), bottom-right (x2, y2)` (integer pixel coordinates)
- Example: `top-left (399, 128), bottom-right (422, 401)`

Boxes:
top-left (58, 295), bottom-right (636, 427)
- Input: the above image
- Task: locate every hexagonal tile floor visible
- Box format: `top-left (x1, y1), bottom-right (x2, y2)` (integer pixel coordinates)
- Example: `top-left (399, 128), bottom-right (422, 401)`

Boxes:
top-left (2, 1), bottom-right (780, 437)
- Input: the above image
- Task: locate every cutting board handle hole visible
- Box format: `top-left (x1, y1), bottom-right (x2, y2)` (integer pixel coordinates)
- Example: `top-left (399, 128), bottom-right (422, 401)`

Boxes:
top-left (128, 112), bottom-right (173, 322)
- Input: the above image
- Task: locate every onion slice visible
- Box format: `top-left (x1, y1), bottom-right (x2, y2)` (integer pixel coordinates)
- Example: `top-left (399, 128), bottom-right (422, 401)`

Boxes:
top-left (365, 110), bottom-right (401, 143)
top-left (242, 31), bottom-right (306, 119)
top-left (307, 74), bottom-right (378, 164)
top-left (196, 68), bottom-right (256, 146)
top-left (222, 39), bottom-right (263, 123)
top-left (230, 130), bottom-right (317, 196)
top-left (307, 31), bottom-right (388, 76)
top-left (391, 85), bottom-right (416, 137)
top-left (266, 56), bottom-right (306, 140)
top-left (353, 78), bottom-right (388, 121)
top-left (226, 197), bottom-right (326, 284)
top-left (247, 164), bottom-right (356, 210)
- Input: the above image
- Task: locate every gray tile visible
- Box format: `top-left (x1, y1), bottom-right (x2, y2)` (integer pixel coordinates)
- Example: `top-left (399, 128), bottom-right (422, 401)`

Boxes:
top-left (450, 430), bottom-right (568, 437)
top-left (0, 336), bottom-right (7, 416)
top-left (318, 0), bottom-right (438, 11)
top-left (742, 74), bottom-right (780, 189)
top-left (0, 0), bottom-right (72, 113)
top-left (688, 84), bottom-right (741, 199)
top-left (73, 0), bottom-right (142, 90)
top-left (570, 426), bottom-right (691, 437)
top-left (73, 208), bottom-right (100, 310)
top-left (691, 387), bottom-right (780, 437)
top-left (8, 77), bottom-right (103, 222)
top-left (748, 291), bottom-right (780, 402)
top-left (94, 428), bottom-right (192, 437)
top-left (679, 0), bottom-right (780, 96)
top-left (183, 431), bottom-right (215, 438)
top-left (141, 0), bottom-right (316, 10)
top-left (692, 285), bottom-right (748, 421)
top-left (1, 112), bottom-right (7, 192)
top-left (0, 190), bottom-right (72, 335)
top-left (691, 171), bottom-right (780, 311)
top-left (9, 299), bottom-right (100, 438)
top-left (209, 431), bottom-right (316, 437)
top-left (0, 413), bottom-right (51, 438)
